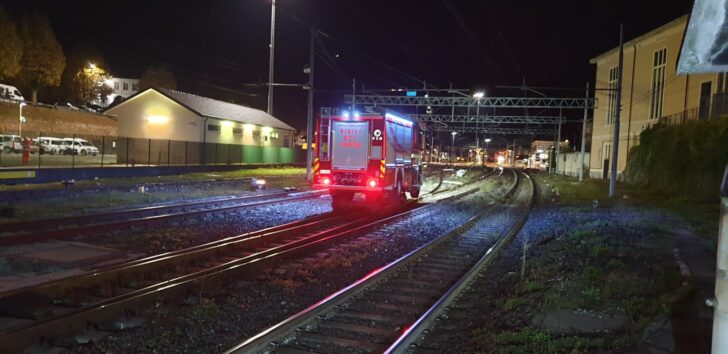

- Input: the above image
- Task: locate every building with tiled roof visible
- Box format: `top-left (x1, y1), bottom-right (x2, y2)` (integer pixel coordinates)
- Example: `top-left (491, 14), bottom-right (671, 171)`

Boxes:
top-left (104, 87), bottom-right (296, 165)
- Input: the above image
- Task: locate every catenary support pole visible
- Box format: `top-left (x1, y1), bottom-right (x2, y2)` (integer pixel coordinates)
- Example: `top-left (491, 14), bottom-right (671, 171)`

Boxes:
top-left (609, 24), bottom-right (624, 198)
top-left (579, 82), bottom-right (589, 182)
top-left (556, 108), bottom-right (562, 173)
top-left (267, 0), bottom-right (276, 115)
top-left (305, 28), bottom-right (315, 180)
top-left (715, 165), bottom-right (728, 353)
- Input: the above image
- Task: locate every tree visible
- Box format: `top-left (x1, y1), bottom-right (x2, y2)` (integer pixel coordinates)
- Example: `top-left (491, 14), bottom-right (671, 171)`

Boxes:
top-left (139, 65), bottom-right (177, 90)
top-left (74, 63), bottom-right (112, 105)
top-left (60, 44), bottom-right (111, 105)
top-left (0, 8), bottom-right (22, 81)
top-left (17, 14), bottom-right (65, 103)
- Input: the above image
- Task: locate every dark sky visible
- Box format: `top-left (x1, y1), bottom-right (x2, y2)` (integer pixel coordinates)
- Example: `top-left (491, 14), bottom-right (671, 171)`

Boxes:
top-left (0, 0), bottom-right (695, 145)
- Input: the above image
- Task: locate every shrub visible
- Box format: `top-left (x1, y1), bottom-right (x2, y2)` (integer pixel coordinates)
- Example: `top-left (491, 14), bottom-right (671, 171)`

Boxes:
top-left (625, 117), bottom-right (728, 199)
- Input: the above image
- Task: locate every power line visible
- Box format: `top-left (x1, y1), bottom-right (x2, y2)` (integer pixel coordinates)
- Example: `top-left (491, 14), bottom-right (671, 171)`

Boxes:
top-left (441, 0), bottom-right (507, 83)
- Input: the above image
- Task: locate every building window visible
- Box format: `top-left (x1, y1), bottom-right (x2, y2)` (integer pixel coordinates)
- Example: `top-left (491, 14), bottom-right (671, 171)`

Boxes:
top-left (603, 143), bottom-right (612, 162)
top-left (606, 66), bottom-right (618, 125)
top-left (132, 83), bottom-right (139, 91)
top-left (233, 127), bottom-right (242, 134)
top-left (271, 132), bottom-right (279, 139)
top-left (283, 135), bottom-right (290, 148)
top-left (207, 124), bottom-right (220, 132)
top-left (114, 82), bottom-right (119, 90)
top-left (650, 48), bottom-right (667, 119)
top-left (123, 82), bottom-right (129, 91)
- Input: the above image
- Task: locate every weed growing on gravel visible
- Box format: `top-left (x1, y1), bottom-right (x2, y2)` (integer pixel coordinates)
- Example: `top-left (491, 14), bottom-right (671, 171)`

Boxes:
top-left (190, 298), bottom-right (223, 321)
top-left (473, 327), bottom-right (607, 353)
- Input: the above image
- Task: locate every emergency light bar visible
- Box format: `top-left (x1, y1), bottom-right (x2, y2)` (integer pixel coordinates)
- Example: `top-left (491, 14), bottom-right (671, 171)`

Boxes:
top-left (385, 113), bottom-right (413, 127)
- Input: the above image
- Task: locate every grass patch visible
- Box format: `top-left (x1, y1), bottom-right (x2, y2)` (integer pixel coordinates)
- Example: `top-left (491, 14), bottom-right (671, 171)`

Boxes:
top-left (536, 173), bottom-right (720, 240)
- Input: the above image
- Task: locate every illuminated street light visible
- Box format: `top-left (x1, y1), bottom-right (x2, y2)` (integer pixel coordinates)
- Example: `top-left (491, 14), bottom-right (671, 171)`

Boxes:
top-left (88, 62), bottom-right (97, 70)
top-left (451, 131), bottom-right (457, 164)
top-left (484, 138), bottom-right (491, 164)
top-left (472, 91), bottom-right (485, 99)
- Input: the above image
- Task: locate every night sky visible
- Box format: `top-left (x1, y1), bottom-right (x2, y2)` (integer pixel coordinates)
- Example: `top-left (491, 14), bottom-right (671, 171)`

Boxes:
top-left (0, 0), bottom-right (695, 146)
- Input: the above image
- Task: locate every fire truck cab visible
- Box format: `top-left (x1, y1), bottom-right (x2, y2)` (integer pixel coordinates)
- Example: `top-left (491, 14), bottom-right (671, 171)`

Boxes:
top-left (313, 108), bottom-right (422, 209)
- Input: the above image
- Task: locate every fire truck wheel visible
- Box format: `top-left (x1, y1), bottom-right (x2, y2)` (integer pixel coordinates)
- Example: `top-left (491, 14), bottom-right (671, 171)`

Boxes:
top-left (410, 186), bottom-right (420, 199)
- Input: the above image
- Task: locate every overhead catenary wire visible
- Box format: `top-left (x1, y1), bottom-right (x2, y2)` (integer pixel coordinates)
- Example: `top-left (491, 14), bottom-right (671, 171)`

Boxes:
top-left (441, 0), bottom-right (508, 84)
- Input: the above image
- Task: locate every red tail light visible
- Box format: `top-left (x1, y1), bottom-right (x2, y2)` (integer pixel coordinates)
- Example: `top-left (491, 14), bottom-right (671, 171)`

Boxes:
top-left (367, 178), bottom-right (377, 188)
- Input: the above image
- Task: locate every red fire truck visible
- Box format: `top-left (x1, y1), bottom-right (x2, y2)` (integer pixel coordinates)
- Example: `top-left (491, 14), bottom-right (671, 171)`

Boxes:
top-left (313, 109), bottom-right (423, 209)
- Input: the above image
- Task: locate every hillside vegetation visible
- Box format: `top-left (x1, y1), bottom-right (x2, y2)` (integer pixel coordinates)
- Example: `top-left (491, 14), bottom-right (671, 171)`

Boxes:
top-left (625, 117), bottom-right (728, 200)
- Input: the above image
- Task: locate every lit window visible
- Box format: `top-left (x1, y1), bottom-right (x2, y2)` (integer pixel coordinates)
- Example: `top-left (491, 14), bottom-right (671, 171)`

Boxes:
top-left (606, 66), bottom-right (618, 125)
top-left (650, 48), bottom-right (667, 119)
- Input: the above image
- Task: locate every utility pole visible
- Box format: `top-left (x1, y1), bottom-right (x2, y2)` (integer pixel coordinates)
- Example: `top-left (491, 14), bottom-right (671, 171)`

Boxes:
top-left (267, 0), bottom-right (276, 115)
top-left (351, 78), bottom-right (356, 111)
top-left (609, 24), bottom-right (624, 198)
top-left (714, 165), bottom-right (728, 354)
top-left (305, 28), bottom-right (315, 181)
top-left (556, 108), bottom-right (562, 174)
top-left (579, 82), bottom-right (590, 182)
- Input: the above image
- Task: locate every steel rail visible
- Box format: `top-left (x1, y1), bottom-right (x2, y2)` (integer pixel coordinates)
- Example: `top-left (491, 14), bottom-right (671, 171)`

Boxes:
top-left (1, 190), bottom-right (292, 234)
top-left (0, 191), bottom-right (325, 245)
top-left (0, 178), bottom-right (489, 353)
top-left (225, 169), bottom-right (522, 354)
top-left (385, 171), bottom-right (536, 353)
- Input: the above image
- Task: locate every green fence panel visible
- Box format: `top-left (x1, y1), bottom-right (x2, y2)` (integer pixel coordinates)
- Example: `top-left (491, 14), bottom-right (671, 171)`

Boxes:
top-left (243, 145), bottom-right (262, 164)
top-left (262, 146), bottom-right (278, 164)
top-left (279, 147), bottom-right (294, 164)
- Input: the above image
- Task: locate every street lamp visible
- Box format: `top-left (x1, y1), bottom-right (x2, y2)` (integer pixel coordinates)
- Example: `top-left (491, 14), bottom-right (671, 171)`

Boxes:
top-left (451, 131), bottom-right (457, 164)
top-left (267, 0), bottom-right (276, 115)
top-left (484, 138), bottom-right (491, 164)
top-left (473, 91), bottom-right (485, 161)
top-left (18, 102), bottom-right (26, 137)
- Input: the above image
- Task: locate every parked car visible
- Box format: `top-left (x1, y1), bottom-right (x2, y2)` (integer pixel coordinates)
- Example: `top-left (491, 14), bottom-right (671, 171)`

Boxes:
top-left (0, 134), bottom-right (22, 153)
top-left (61, 138), bottom-right (99, 156)
top-left (36, 137), bottom-right (65, 154)
top-left (0, 135), bottom-right (38, 153)
top-left (54, 102), bottom-right (79, 110)
top-left (0, 84), bottom-right (25, 101)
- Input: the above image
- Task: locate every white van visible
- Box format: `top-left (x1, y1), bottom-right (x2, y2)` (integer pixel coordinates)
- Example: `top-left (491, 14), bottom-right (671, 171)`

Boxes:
top-left (61, 138), bottom-right (99, 156)
top-left (0, 135), bottom-right (22, 153)
top-left (36, 137), bottom-right (65, 154)
top-left (0, 84), bottom-right (25, 101)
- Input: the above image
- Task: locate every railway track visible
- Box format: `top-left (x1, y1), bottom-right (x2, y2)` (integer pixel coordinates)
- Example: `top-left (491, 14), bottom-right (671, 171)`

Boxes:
top-left (224, 169), bottom-right (534, 354)
top-left (0, 172), bottom-right (499, 353)
top-left (0, 190), bottom-right (325, 245)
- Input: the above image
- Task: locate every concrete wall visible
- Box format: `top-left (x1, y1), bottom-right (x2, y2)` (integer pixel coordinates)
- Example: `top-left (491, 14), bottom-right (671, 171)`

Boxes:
top-left (590, 16), bottom-right (717, 179)
top-left (0, 100), bottom-right (117, 137)
top-left (557, 152), bottom-right (591, 178)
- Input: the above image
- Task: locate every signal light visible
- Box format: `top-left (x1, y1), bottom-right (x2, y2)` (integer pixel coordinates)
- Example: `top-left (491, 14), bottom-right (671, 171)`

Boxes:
top-left (322, 177), bottom-right (331, 185)
top-left (367, 179), bottom-right (377, 188)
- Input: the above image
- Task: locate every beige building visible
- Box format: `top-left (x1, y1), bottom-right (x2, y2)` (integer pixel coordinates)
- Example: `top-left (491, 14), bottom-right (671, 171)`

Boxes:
top-left (589, 15), bottom-right (727, 179)
top-left (104, 88), bottom-right (296, 165)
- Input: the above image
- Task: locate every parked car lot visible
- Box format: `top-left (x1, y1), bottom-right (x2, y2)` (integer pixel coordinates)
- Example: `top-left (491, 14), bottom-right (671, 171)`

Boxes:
top-left (0, 135), bottom-right (99, 155)
top-left (61, 138), bottom-right (99, 156)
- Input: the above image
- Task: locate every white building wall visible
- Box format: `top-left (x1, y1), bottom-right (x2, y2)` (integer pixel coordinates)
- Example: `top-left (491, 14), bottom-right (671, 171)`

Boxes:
top-left (106, 78), bottom-right (140, 106)
top-left (105, 90), bottom-right (203, 142)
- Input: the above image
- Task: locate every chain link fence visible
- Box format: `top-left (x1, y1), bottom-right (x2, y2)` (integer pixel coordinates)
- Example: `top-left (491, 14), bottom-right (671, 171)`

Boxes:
top-left (0, 131), bottom-right (299, 168)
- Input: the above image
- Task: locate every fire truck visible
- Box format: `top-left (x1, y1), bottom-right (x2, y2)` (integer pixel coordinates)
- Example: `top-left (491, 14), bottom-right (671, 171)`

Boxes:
top-left (313, 108), bottom-right (423, 209)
